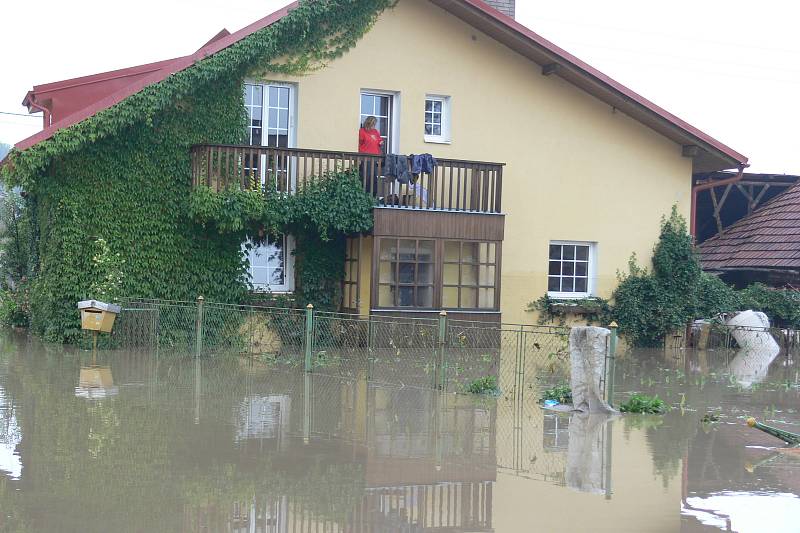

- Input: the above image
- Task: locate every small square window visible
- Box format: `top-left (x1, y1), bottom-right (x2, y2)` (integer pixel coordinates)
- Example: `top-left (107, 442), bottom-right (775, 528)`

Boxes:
top-left (547, 241), bottom-right (595, 298)
top-left (424, 96), bottom-right (451, 144)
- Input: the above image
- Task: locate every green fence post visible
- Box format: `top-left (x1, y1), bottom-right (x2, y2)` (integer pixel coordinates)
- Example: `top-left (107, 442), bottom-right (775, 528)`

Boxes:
top-left (195, 296), bottom-right (205, 358)
top-left (304, 304), bottom-right (314, 373)
top-left (606, 321), bottom-right (618, 408)
top-left (437, 311), bottom-right (448, 390)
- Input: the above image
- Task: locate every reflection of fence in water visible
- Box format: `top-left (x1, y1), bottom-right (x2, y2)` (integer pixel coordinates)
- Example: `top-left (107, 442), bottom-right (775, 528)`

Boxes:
top-left (112, 299), bottom-right (574, 395)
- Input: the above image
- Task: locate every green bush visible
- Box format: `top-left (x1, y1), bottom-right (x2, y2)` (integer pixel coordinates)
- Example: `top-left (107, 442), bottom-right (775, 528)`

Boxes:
top-left (619, 393), bottom-right (667, 414)
top-left (738, 283), bottom-right (800, 328)
top-left (540, 383), bottom-right (572, 404)
top-left (466, 375), bottom-right (499, 395)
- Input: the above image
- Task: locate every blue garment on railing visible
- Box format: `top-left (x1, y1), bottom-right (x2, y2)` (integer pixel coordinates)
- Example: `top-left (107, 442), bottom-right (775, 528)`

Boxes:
top-left (383, 154), bottom-right (412, 184)
top-left (411, 153), bottom-right (437, 175)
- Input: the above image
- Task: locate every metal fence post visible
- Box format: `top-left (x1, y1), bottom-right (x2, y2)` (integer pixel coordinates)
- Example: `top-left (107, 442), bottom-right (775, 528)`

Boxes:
top-left (437, 311), bottom-right (448, 390)
top-left (304, 304), bottom-right (314, 373)
top-left (195, 296), bottom-right (205, 358)
top-left (606, 321), bottom-right (618, 407)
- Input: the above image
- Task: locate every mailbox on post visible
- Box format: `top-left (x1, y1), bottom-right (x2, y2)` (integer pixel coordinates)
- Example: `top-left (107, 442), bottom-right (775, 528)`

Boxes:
top-left (78, 300), bottom-right (121, 333)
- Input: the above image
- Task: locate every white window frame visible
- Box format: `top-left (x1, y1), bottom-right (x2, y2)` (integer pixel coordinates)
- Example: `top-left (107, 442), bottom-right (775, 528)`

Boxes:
top-left (547, 241), bottom-right (597, 299)
top-left (424, 95), bottom-right (451, 144)
top-left (244, 81), bottom-right (298, 192)
top-left (359, 89), bottom-right (401, 154)
top-left (243, 235), bottom-right (296, 293)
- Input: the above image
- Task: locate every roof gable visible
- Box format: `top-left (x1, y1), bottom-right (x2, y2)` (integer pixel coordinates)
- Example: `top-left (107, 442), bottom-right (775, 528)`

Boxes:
top-left (11, 0), bottom-right (746, 172)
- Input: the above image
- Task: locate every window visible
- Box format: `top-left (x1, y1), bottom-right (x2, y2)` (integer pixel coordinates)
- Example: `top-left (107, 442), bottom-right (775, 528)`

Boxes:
top-left (442, 241), bottom-right (497, 309)
top-left (548, 241), bottom-right (595, 297)
top-left (360, 92), bottom-right (394, 152)
top-left (343, 238), bottom-right (360, 310)
top-left (377, 239), bottom-right (435, 308)
top-left (424, 96), bottom-right (450, 143)
top-left (243, 235), bottom-right (295, 293)
top-left (244, 83), bottom-right (294, 148)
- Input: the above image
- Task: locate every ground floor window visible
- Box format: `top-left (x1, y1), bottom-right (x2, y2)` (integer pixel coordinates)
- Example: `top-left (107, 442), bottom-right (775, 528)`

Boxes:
top-left (547, 241), bottom-right (595, 298)
top-left (244, 235), bottom-right (295, 293)
top-left (443, 241), bottom-right (497, 309)
top-left (374, 238), bottom-right (501, 310)
top-left (343, 238), bottom-right (360, 310)
top-left (378, 239), bottom-right (435, 308)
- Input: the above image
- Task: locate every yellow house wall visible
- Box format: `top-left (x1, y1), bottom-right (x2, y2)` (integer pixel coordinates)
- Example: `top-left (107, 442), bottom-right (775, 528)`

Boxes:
top-left (259, 0), bottom-right (693, 323)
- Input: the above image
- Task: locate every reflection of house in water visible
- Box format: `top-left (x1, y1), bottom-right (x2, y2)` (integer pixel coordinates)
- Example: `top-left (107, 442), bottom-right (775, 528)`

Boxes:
top-left (215, 375), bottom-right (497, 532)
top-left (0, 388), bottom-right (22, 480)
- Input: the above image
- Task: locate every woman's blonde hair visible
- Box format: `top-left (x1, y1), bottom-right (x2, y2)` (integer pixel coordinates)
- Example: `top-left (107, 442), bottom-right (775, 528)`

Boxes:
top-left (363, 116), bottom-right (377, 130)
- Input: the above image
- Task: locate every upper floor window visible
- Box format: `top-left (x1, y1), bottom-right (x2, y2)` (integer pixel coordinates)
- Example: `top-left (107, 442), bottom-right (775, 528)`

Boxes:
top-left (424, 96), bottom-right (451, 144)
top-left (360, 92), bottom-right (394, 153)
top-left (548, 241), bottom-right (595, 298)
top-left (244, 83), bottom-right (294, 148)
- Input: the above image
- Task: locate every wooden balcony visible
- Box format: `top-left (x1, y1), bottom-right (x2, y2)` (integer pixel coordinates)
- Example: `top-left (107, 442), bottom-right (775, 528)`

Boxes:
top-left (191, 144), bottom-right (504, 214)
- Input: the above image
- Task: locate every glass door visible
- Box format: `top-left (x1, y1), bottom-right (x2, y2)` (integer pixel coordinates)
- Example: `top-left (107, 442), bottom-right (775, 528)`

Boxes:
top-left (360, 92), bottom-right (394, 153)
top-left (244, 82), bottom-right (296, 192)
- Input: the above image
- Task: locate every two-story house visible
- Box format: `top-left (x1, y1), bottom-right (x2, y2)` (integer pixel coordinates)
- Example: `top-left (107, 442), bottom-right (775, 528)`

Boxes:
top-left (9, 0), bottom-right (747, 328)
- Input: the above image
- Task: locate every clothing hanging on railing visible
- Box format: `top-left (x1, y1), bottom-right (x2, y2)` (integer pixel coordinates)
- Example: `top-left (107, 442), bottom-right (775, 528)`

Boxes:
top-left (383, 154), bottom-right (412, 184)
top-left (410, 153), bottom-right (437, 176)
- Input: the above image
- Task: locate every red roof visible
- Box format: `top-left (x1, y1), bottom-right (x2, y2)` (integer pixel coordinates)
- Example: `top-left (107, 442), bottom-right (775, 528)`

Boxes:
top-left (700, 181), bottom-right (800, 271)
top-left (14, 0), bottom-right (747, 171)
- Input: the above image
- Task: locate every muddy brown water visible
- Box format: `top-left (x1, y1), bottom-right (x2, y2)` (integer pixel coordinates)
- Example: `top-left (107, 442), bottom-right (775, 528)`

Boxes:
top-left (0, 332), bottom-right (798, 532)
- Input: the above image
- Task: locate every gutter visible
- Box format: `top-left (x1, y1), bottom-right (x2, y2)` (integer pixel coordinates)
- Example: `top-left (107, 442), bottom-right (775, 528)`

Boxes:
top-left (690, 164), bottom-right (747, 239)
top-left (26, 96), bottom-right (52, 130)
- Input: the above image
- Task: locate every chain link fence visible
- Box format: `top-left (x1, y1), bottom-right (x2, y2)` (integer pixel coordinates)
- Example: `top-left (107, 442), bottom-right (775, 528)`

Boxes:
top-left (111, 298), bottom-right (584, 397)
top-left (690, 321), bottom-right (800, 353)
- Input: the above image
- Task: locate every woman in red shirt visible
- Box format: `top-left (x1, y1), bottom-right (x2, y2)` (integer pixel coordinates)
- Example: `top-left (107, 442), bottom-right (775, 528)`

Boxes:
top-left (359, 116), bottom-right (384, 197)
top-left (359, 116), bottom-right (384, 155)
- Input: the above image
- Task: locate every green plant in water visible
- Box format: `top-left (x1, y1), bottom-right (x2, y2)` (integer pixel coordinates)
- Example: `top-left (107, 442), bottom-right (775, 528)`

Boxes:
top-left (466, 375), bottom-right (499, 395)
top-left (619, 393), bottom-right (667, 414)
top-left (540, 383), bottom-right (572, 404)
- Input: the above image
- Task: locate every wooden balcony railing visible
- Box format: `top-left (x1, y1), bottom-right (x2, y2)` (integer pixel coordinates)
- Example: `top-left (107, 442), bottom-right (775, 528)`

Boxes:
top-left (191, 144), bottom-right (504, 214)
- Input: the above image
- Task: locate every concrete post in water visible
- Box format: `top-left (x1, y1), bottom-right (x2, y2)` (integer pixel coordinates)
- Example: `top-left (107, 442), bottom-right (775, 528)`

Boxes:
top-left (570, 327), bottom-right (616, 414)
top-left (605, 322), bottom-right (618, 408)
top-left (304, 304), bottom-right (314, 373)
top-left (195, 296), bottom-right (204, 358)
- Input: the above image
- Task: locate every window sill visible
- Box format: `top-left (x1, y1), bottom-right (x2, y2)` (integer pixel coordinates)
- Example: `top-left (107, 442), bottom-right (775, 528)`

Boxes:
top-left (547, 292), bottom-right (593, 300)
top-left (424, 136), bottom-right (451, 145)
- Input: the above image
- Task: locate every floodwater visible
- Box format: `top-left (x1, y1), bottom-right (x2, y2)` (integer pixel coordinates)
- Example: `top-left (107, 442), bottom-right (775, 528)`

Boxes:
top-left (0, 332), bottom-right (798, 532)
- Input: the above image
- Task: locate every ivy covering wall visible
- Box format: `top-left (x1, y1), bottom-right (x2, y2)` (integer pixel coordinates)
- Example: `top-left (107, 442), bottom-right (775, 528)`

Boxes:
top-left (1, 0), bottom-right (396, 342)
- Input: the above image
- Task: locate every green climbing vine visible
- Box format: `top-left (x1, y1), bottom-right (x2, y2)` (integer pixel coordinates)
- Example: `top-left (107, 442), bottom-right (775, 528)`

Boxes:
top-left (0, 0), bottom-right (395, 342)
top-left (188, 170), bottom-right (374, 310)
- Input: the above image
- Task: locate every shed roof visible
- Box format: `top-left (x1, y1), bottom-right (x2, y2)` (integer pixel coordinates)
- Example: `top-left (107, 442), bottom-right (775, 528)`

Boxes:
top-left (700, 181), bottom-right (800, 272)
top-left (13, 0), bottom-right (746, 172)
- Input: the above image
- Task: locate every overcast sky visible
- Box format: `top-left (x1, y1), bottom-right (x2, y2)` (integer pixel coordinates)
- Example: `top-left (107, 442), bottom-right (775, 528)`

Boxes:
top-left (1, 0), bottom-right (798, 173)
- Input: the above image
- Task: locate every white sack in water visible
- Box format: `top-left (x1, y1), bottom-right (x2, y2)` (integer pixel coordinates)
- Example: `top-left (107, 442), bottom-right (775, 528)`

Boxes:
top-left (725, 310), bottom-right (780, 353)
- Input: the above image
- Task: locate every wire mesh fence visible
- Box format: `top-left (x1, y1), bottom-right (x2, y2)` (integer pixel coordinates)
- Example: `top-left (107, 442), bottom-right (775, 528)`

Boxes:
top-left (689, 321), bottom-right (800, 353)
top-left (111, 298), bottom-right (587, 397)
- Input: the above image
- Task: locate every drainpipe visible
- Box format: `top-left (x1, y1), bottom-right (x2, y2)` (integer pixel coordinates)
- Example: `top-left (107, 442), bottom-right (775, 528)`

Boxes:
top-left (690, 163), bottom-right (747, 239)
top-left (27, 97), bottom-right (52, 129)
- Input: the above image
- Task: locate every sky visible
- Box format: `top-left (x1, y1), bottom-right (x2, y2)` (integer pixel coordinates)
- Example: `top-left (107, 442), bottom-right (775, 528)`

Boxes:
top-left (1, 0), bottom-right (799, 173)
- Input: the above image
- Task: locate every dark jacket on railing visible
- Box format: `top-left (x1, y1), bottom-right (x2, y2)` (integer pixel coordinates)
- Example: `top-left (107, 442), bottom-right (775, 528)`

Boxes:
top-left (383, 154), bottom-right (412, 184)
top-left (411, 153), bottom-right (437, 176)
